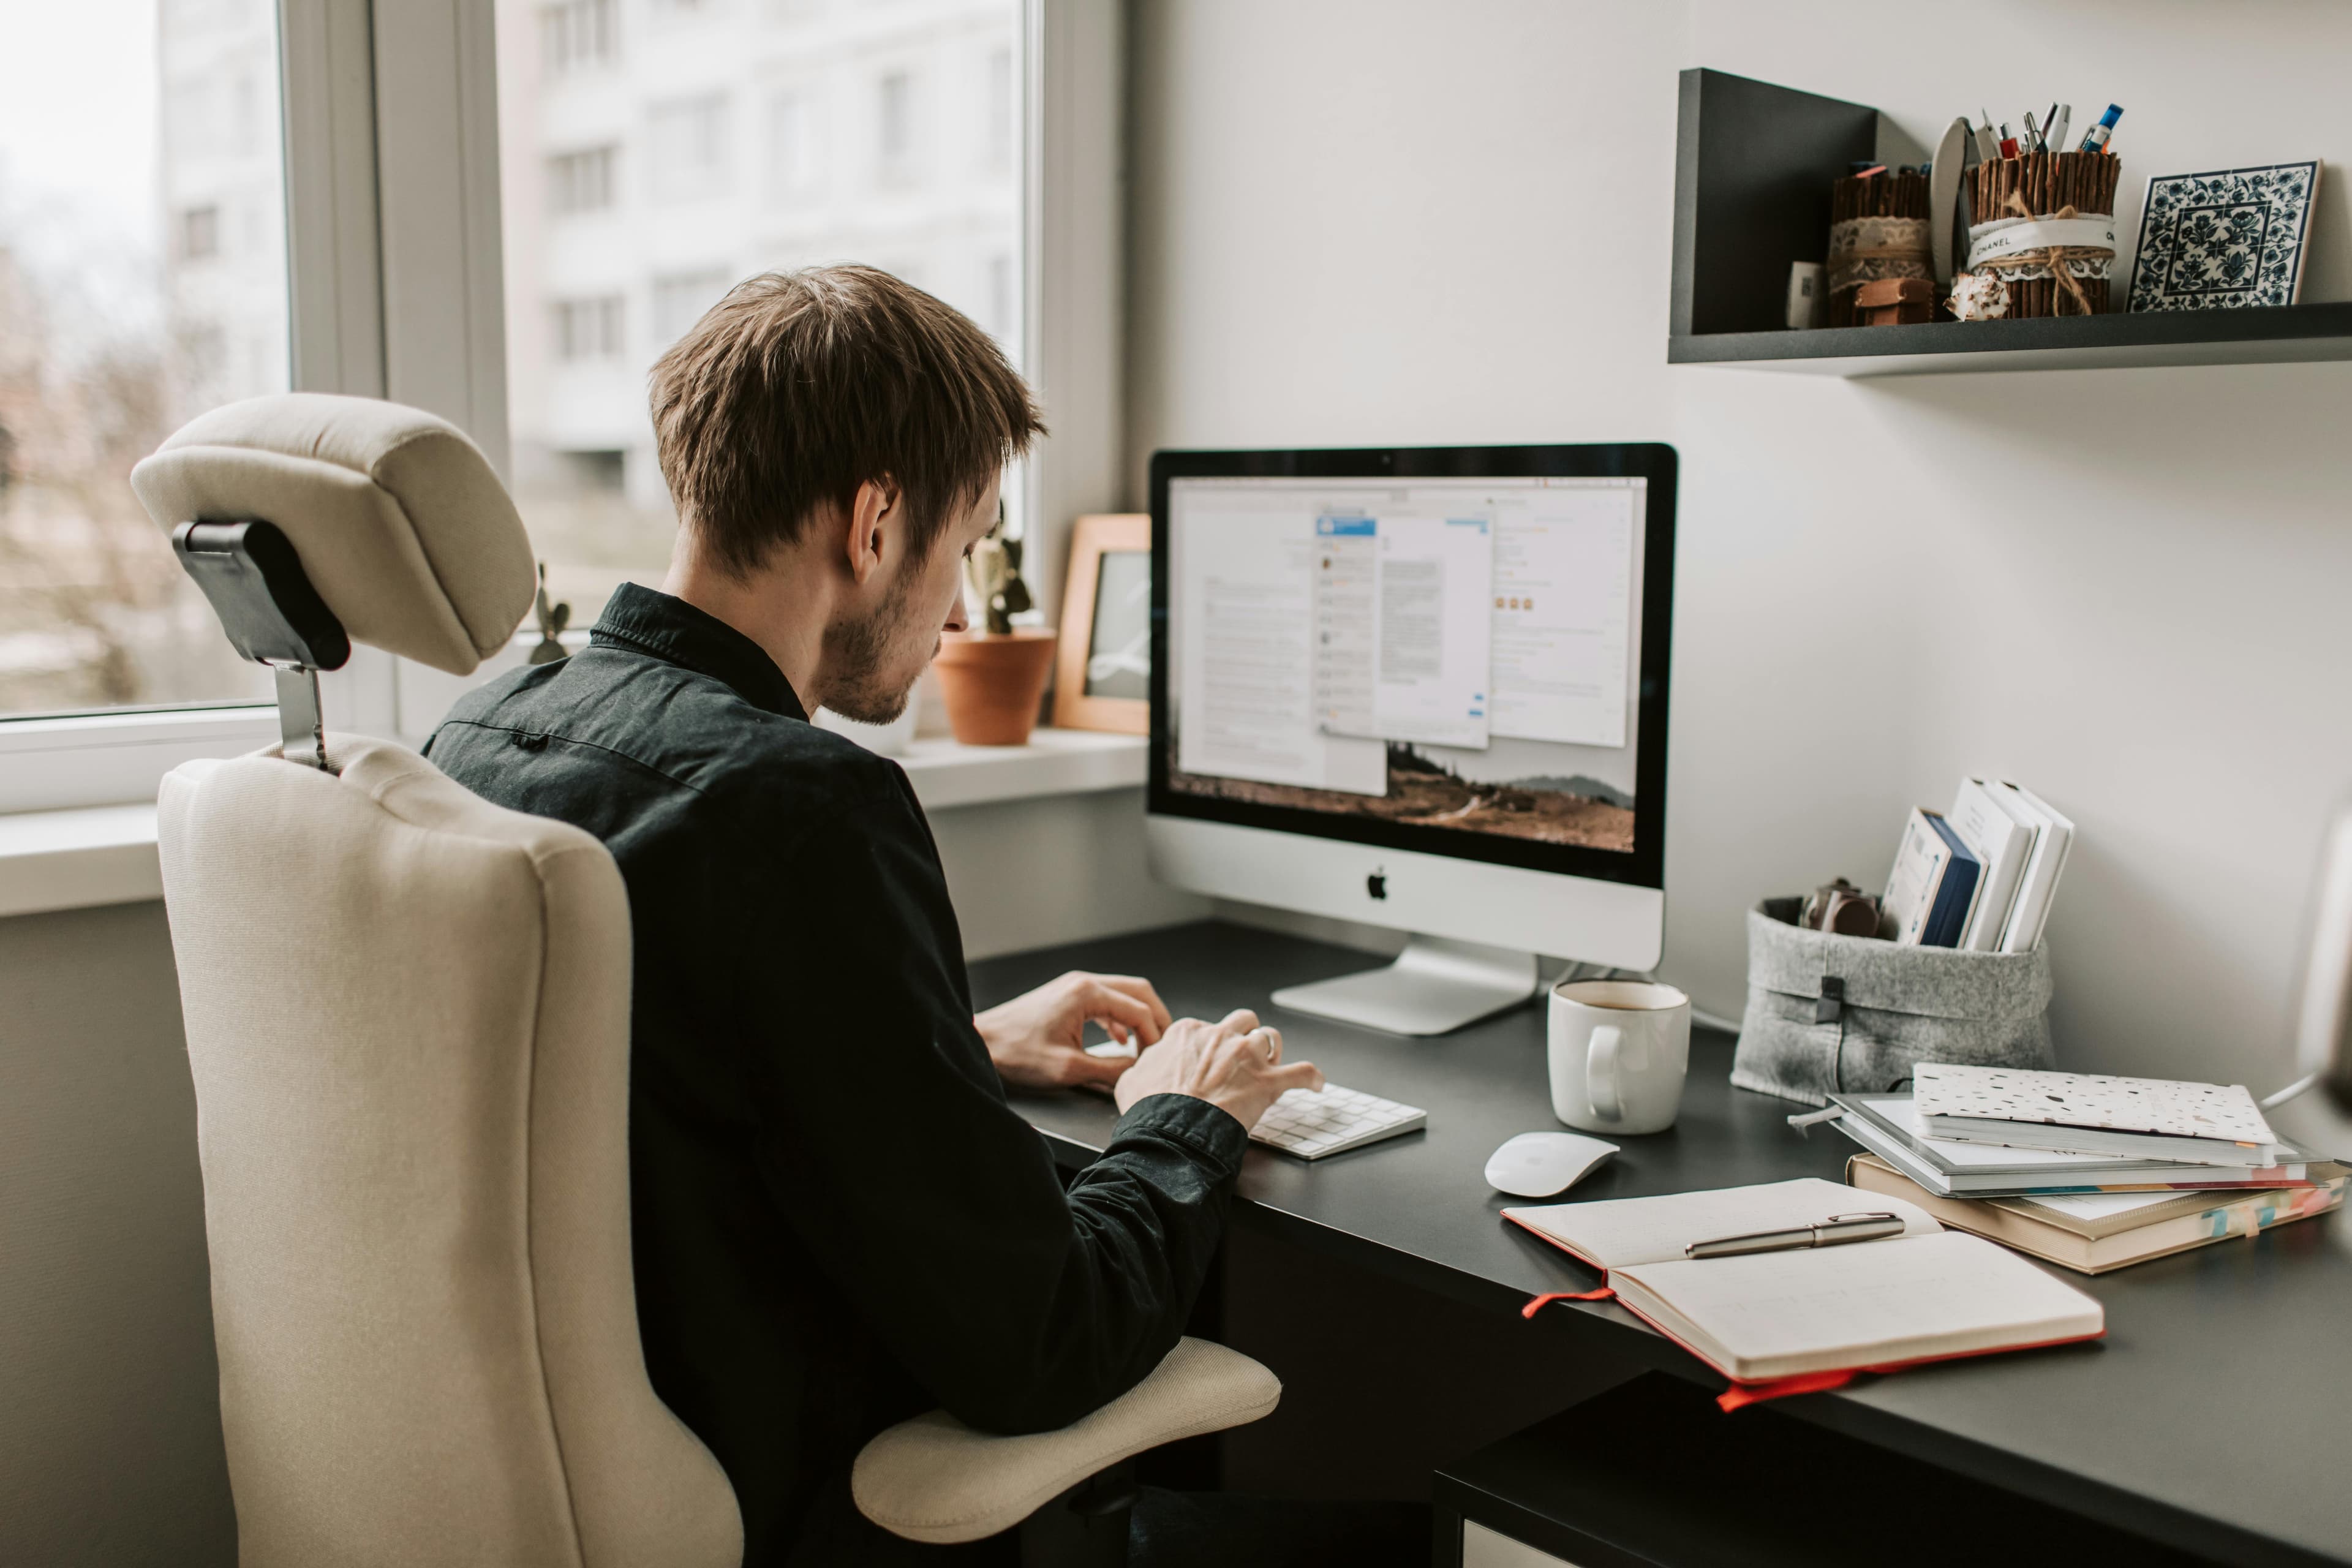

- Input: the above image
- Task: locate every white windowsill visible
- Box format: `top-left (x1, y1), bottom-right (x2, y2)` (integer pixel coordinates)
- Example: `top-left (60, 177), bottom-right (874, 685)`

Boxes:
top-left (0, 729), bottom-right (1147, 920)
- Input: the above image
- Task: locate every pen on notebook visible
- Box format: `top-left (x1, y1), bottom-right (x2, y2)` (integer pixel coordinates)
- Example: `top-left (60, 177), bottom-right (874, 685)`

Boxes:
top-left (1684, 1212), bottom-right (1907, 1261)
top-left (2080, 103), bottom-right (2123, 154)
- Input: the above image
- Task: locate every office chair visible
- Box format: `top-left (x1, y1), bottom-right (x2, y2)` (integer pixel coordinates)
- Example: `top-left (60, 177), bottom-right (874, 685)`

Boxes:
top-left (131, 393), bottom-right (1277, 1568)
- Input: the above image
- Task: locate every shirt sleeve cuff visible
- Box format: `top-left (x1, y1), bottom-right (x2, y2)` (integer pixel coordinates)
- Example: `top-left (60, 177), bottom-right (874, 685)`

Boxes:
top-left (1110, 1093), bottom-right (1250, 1176)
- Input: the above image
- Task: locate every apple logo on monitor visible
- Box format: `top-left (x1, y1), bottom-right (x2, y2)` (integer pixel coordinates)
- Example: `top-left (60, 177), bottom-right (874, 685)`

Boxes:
top-left (1366, 869), bottom-right (1387, 900)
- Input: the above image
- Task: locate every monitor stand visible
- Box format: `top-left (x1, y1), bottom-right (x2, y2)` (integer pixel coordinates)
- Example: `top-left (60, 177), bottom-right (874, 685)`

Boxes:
top-left (1270, 935), bottom-right (1542, 1037)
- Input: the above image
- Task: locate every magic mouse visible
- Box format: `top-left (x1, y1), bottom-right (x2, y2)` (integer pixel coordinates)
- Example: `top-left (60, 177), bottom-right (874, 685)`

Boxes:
top-left (1484, 1131), bottom-right (1619, 1198)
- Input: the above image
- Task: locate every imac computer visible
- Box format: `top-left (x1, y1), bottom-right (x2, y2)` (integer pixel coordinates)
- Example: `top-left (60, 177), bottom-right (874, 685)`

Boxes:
top-left (1147, 444), bottom-right (1677, 1036)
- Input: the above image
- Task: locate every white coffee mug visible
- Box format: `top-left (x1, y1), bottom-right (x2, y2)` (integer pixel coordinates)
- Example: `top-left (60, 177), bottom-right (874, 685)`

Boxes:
top-left (1548, 978), bottom-right (1691, 1136)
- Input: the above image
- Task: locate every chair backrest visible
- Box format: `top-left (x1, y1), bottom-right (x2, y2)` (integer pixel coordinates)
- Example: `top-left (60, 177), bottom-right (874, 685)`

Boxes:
top-left (134, 396), bottom-right (741, 1567)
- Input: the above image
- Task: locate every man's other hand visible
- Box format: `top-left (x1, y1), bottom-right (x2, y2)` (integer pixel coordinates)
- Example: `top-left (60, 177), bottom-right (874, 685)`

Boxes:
top-left (976, 971), bottom-right (1174, 1093)
top-left (1113, 1009), bottom-right (1324, 1131)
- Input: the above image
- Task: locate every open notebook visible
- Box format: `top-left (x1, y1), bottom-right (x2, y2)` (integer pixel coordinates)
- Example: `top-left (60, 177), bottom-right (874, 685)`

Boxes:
top-left (1506, 1178), bottom-right (2105, 1385)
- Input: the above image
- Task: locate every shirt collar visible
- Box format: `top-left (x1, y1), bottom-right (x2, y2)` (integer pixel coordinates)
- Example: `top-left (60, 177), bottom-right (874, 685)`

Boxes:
top-left (589, 582), bottom-right (807, 720)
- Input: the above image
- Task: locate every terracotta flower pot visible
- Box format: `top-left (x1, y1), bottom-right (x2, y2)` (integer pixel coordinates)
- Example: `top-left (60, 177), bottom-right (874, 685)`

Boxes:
top-left (933, 629), bottom-right (1057, 746)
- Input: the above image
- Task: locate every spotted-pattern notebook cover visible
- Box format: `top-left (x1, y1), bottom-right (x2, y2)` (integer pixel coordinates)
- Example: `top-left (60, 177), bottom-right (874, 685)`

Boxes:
top-left (1912, 1063), bottom-right (2278, 1145)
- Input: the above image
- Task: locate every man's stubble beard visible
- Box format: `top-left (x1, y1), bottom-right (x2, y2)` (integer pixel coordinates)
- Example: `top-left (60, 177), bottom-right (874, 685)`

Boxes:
top-left (820, 565), bottom-right (931, 725)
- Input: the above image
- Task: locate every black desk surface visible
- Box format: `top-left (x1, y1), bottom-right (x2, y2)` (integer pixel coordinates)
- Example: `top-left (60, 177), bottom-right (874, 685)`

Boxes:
top-left (974, 921), bottom-right (2352, 1568)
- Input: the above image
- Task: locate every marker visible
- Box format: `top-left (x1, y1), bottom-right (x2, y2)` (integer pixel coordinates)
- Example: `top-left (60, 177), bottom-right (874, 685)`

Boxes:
top-left (2048, 104), bottom-right (2071, 154)
top-left (1999, 123), bottom-right (2019, 159)
top-left (2079, 103), bottom-right (2123, 154)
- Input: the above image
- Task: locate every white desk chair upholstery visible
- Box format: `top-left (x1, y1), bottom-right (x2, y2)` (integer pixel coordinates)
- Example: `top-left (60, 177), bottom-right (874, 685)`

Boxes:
top-left (855, 1337), bottom-right (1281, 1548)
top-left (134, 392), bottom-right (1279, 1568)
top-left (159, 736), bottom-right (744, 1567)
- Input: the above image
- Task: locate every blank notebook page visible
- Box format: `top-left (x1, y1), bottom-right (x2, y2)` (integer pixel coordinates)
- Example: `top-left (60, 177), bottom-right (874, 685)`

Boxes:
top-left (1504, 1177), bottom-right (1940, 1270)
top-left (1611, 1231), bottom-right (2105, 1382)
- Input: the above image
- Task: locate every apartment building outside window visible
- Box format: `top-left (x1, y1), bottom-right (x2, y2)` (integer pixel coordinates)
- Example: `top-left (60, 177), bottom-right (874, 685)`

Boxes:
top-left (986, 45), bottom-right (1012, 173)
top-left (767, 89), bottom-right (819, 201)
top-left (179, 203), bottom-right (221, 260)
top-left (494, 0), bottom-right (1023, 625)
top-left (551, 296), bottom-right (625, 360)
top-left (876, 69), bottom-right (914, 187)
top-left (647, 94), bottom-right (729, 203)
top-left (540, 0), bottom-right (616, 76)
top-left (547, 146), bottom-right (617, 214)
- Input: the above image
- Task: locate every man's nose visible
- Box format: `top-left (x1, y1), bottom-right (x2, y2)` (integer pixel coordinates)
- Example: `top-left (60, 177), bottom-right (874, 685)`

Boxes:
top-left (943, 584), bottom-right (969, 634)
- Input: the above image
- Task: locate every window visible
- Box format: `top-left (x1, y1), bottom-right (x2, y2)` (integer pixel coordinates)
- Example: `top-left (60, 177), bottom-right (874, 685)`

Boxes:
top-left (0, 0), bottom-right (286, 720)
top-left (547, 146), bottom-right (617, 214)
top-left (652, 270), bottom-right (732, 346)
top-left (551, 296), bottom-right (625, 361)
top-left (539, 0), bottom-right (616, 76)
top-left (496, 0), bottom-right (1025, 628)
top-left (985, 45), bottom-right (1012, 173)
top-left (876, 69), bottom-right (914, 186)
top-left (987, 253), bottom-right (1012, 342)
top-left (647, 94), bottom-right (729, 203)
top-left (767, 89), bottom-right (820, 201)
top-left (179, 203), bottom-right (221, 260)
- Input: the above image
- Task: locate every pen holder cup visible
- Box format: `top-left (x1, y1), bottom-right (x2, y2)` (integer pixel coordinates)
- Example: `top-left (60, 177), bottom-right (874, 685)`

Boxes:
top-left (1956, 152), bottom-right (2122, 320)
top-left (1730, 898), bottom-right (2056, 1107)
top-left (1826, 168), bottom-right (1931, 328)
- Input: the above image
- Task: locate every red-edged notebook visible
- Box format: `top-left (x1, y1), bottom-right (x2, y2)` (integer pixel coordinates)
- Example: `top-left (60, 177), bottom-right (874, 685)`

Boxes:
top-left (1507, 1178), bottom-right (2105, 1409)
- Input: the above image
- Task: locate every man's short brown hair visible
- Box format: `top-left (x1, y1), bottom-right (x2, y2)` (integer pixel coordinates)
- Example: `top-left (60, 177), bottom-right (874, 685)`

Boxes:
top-left (648, 265), bottom-right (1044, 578)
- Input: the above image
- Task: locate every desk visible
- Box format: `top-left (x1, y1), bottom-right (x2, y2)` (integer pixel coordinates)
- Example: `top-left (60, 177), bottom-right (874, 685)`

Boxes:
top-left (975, 921), bottom-right (2352, 1568)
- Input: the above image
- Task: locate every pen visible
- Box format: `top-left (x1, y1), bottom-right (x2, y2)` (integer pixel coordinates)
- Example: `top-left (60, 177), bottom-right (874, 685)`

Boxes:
top-left (1999, 124), bottom-right (2018, 159)
top-left (1684, 1212), bottom-right (1907, 1260)
top-left (2080, 104), bottom-right (2123, 154)
top-left (2048, 104), bottom-right (2071, 156)
top-left (2021, 108), bottom-right (2045, 153)
top-left (1975, 110), bottom-right (2000, 163)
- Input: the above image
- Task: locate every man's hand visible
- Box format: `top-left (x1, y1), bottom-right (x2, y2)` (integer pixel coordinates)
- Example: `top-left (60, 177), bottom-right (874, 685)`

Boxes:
top-left (975, 971), bottom-right (1174, 1093)
top-left (1113, 1009), bottom-right (1324, 1132)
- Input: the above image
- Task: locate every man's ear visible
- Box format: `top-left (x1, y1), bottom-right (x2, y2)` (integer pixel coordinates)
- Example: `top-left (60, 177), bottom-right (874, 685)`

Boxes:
top-left (843, 478), bottom-right (900, 586)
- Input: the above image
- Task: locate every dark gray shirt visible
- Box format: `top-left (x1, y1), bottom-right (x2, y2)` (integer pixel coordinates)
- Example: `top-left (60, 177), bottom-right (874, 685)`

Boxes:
top-left (428, 584), bottom-right (1246, 1565)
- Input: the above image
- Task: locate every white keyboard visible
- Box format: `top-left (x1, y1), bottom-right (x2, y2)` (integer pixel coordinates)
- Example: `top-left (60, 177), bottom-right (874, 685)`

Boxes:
top-left (1250, 1084), bottom-right (1427, 1160)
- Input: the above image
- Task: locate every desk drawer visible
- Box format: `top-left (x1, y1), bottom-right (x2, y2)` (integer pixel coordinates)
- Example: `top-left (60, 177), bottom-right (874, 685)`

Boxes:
top-left (1464, 1520), bottom-right (1580, 1567)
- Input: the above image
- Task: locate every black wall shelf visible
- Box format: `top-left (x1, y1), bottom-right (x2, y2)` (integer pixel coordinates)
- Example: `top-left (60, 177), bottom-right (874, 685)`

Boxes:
top-left (1670, 69), bottom-right (2352, 377)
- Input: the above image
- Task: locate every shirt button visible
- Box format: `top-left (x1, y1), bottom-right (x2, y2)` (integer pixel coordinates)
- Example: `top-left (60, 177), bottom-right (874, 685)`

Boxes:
top-left (513, 730), bottom-right (549, 751)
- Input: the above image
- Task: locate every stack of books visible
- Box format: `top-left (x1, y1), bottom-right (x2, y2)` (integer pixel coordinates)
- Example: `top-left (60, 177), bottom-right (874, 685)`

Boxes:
top-left (1883, 778), bottom-right (2071, 951)
top-left (1828, 1063), bottom-right (2346, 1274)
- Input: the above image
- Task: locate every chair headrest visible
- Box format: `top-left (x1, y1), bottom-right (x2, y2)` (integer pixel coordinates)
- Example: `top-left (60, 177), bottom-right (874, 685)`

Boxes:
top-left (130, 394), bottom-right (536, 675)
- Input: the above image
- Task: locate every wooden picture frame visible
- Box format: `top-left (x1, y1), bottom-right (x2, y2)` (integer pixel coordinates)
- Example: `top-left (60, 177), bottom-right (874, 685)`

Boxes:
top-left (1052, 513), bottom-right (1151, 734)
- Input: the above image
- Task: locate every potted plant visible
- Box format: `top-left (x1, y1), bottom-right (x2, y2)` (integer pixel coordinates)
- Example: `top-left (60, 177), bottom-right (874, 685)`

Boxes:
top-left (933, 506), bottom-right (1056, 745)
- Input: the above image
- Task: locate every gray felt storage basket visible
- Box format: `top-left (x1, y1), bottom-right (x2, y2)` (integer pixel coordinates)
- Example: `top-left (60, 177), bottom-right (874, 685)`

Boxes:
top-left (1731, 896), bottom-right (2056, 1107)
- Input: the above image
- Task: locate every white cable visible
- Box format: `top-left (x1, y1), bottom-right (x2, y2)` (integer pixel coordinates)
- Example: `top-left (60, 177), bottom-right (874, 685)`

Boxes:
top-left (2259, 1071), bottom-right (2322, 1112)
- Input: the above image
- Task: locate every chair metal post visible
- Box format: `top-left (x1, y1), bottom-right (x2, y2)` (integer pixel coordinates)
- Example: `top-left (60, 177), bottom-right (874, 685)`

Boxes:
top-left (274, 665), bottom-right (328, 771)
top-left (1015, 1460), bottom-right (1137, 1568)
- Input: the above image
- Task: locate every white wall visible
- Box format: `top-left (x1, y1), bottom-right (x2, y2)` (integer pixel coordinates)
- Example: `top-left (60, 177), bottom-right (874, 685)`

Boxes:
top-left (1128, 0), bottom-right (2352, 1085)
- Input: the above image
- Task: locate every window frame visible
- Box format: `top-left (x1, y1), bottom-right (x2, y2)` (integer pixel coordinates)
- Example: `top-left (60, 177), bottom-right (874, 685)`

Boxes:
top-left (6, 0), bottom-right (1127, 812)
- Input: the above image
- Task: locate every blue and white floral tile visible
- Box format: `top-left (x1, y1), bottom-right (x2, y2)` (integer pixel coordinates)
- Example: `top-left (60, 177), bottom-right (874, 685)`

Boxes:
top-left (2127, 161), bottom-right (2321, 311)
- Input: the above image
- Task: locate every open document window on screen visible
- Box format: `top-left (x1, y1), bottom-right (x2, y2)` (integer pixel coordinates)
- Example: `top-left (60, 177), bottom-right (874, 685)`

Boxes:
top-left (1149, 447), bottom-right (1676, 1035)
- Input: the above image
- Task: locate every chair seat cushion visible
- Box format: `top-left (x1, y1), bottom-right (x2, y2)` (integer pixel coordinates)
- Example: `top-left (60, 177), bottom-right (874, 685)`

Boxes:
top-left (851, 1337), bottom-right (1280, 1545)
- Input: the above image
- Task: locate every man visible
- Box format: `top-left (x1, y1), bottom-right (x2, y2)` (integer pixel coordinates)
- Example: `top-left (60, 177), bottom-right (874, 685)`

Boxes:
top-left (429, 267), bottom-right (1412, 1565)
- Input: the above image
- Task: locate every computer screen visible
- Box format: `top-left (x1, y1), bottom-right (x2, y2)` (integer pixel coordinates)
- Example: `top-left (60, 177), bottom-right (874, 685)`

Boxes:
top-left (1150, 447), bottom-right (1673, 889)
